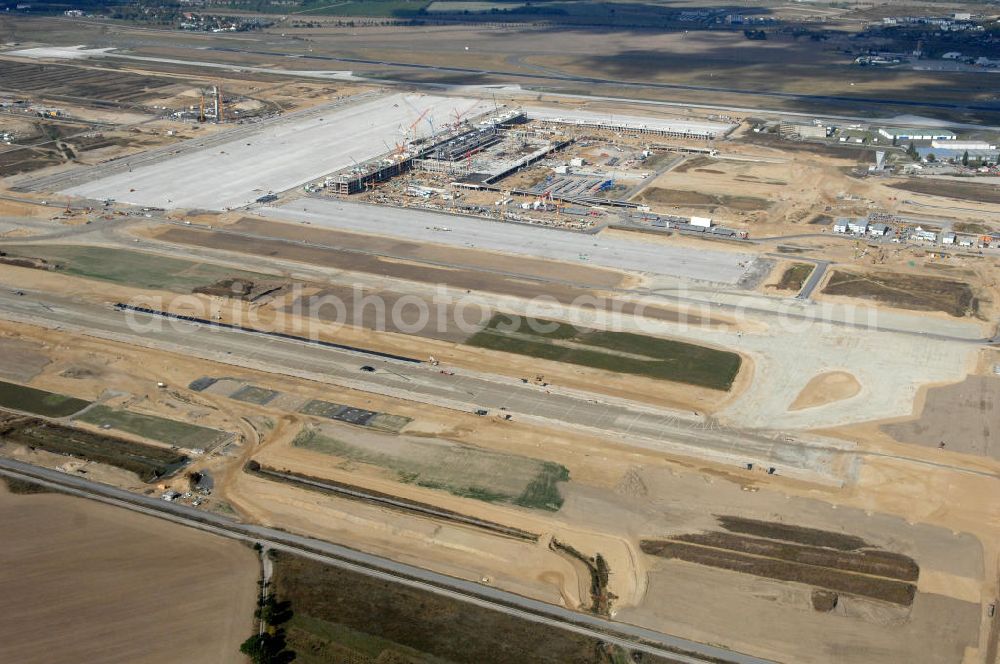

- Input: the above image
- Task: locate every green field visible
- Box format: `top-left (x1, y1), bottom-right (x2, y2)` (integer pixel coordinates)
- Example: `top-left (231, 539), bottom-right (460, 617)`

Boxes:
top-left (1, 244), bottom-right (270, 293)
top-left (366, 412), bottom-right (413, 433)
top-left (465, 314), bottom-right (741, 390)
top-left (286, 614), bottom-right (454, 664)
top-left (230, 385), bottom-right (280, 405)
top-left (0, 380), bottom-right (90, 418)
top-left (777, 263), bottom-right (815, 291)
top-left (75, 405), bottom-right (227, 449)
top-left (271, 551), bottom-right (651, 664)
top-left (292, 426), bottom-right (568, 511)
top-left (2, 418), bottom-right (188, 482)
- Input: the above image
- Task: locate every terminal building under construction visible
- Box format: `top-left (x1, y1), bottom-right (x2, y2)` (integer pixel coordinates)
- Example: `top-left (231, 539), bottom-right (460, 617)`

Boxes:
top-left (329, 106), bottom-right (735, 195)
top-left (330, 109), bottom-right (528, 195)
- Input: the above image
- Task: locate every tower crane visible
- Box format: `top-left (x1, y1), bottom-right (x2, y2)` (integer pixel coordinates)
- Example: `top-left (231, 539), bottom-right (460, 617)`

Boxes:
top-left (450, 101), bottom-right (481, 129)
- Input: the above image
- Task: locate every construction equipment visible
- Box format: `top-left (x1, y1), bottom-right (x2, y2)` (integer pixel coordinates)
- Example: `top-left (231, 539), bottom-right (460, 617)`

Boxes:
top-left (450, 101), bottom-right (480, 129)
top-left (408, 108), bottom-right (429, 137)
top-left (216, 84), bottom-right (224, 123)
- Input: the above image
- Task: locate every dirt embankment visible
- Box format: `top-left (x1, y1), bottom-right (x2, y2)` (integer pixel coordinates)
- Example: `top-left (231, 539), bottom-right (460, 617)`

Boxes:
top-left (789, 371), bottom-right (861, 411)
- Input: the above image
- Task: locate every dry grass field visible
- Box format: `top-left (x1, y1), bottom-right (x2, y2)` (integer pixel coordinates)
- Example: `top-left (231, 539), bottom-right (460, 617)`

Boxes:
top-left (0, 481), bottom-right (258, 664)
top-left (821, 269), bottom-right (978, 318)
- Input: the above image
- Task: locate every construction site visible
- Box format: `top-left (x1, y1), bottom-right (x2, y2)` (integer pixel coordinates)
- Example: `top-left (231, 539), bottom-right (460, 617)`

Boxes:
top-left (1, 20), bottom-right (1000, 664)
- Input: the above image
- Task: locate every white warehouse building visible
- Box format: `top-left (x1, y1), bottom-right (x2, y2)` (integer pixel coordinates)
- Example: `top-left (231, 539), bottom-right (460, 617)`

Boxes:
top-left (526, 107), bottom-right (737, 140)
top-left (878, 127), bottom-right (957, 141)
top-left (931, 139), bottom-right (996, 150)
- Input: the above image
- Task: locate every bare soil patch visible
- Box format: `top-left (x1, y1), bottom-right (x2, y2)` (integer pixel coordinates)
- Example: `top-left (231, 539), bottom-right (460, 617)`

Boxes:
top-left (953, 221), bottom-right (991, 235)
top-left (640, 517), bottom-right (919, 607)
top-left (158, 225), bottom-right (617, 302)
top-left (640, 540), bottom-right (916, 606)
top-left (0, 483), bottom-right (257, 664)
top-left (891, 179), bottom-right (1000, 205)
top-left (716, 516), bottom-right (869, 551)
top-left (193, 278), bottom-right (285, 302)
top-left (0, 338), bottom-right (50, 382)
top-left (0, 147), bottom-right (63, 177)
top-left (671, 156), bottom-right (716, 173)
top-left (637, 187), bottom-right (770, 212)
top-left (789, 371), bottom-right (861, 411)
top-left (882, 375), bottom-right (1000, 460)
top-left (0, 59), bottom-right (182, 103)
top-left (225, 217), bottom-right (625, 289)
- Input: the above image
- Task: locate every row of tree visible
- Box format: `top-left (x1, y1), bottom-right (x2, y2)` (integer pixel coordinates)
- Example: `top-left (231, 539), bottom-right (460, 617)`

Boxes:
top-left (239, 581), bottom-right (296, 664)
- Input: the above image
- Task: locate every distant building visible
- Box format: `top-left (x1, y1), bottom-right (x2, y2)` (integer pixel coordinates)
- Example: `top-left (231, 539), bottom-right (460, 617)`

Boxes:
top-left (869, 223), bottom-right (890, 237)
top-left (780, 122), bottom-right (828, 139)
top-left (913, 227), bottom-right (937, 242)
top-left (847, 218), bottom-right (869, 234)
top-left (833, 218), bottom-right (850, 234)
top-left (941, 51), bottom-right (963, 60)
top-left (690, 216), bottom-right (712, 228)
top-left (932, 139), bottom-right (995, 150)
top-left (942, 232), bottom-right (956, 244)
top-left (916, 146), bottom-right (996, 162)
top-left (839, 129), bottom-right (867, 144)
top-left (879, 127), bottom-right (956, 141)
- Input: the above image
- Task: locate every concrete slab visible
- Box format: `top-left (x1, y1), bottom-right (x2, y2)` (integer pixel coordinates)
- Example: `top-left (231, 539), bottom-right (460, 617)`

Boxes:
top-left (266, 199), bottom-right (758, 285)
top-left (61, 93), bottom-right (491, 210)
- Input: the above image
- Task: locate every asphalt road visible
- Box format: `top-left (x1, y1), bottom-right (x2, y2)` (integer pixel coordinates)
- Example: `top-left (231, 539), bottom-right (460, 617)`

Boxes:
top-left (0, 458), bottom-right (777, 664)
top-left (0, 288), bottom-right (850, 483)
top-left (796, 260), bottom-right (830, 300)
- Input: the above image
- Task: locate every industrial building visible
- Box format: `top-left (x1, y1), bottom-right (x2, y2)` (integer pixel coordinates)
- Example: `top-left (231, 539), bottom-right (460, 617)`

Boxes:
top-left (832, 217), bottom-right (871, 234)
top-left (429, 127), bottom-right (502, 161)
top-left (878, 127), bottom-right (957, 141)
top-left (779, 122), bottom-right (828, 139)
top-left (525, 107), bottom-right (737, 140)
top-left (916, 147), bottom-right (998, 162)
top-left (931, 139), bottom-right (995, 150)
top-left (869, 223), bottom-right (890, 237)
top-left (330, 157), bottom-right (414, 195)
